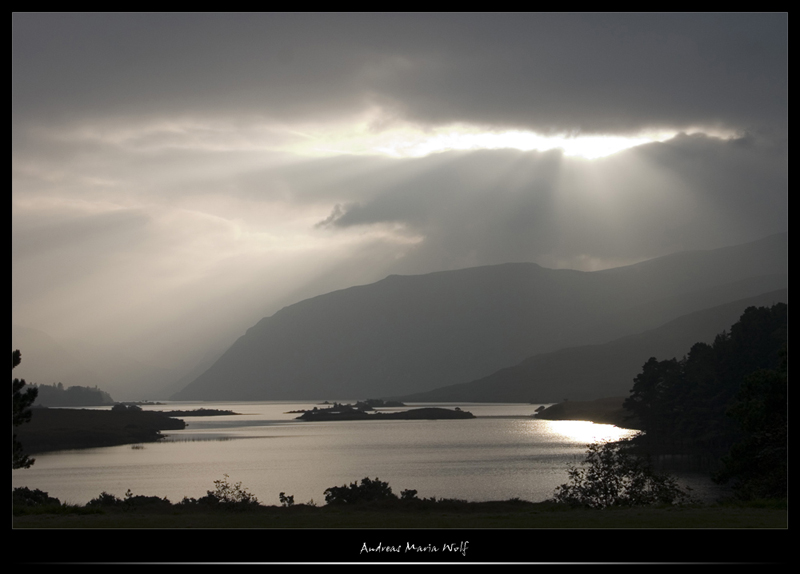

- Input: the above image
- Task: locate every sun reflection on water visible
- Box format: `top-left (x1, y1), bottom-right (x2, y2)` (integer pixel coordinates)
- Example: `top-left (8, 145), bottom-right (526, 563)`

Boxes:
top-left (540, 419), bottom-right (639, 444)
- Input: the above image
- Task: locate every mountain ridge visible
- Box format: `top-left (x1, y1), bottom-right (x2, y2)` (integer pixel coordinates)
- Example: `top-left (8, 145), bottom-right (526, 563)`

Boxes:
top-left (171, 233), bottom-right (787, 401)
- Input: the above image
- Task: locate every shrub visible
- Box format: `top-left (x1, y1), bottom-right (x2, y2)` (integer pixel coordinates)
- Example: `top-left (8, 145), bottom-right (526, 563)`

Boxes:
top-left (122, 489), bottom-right (171, 508)
top-left (324, 477), bottom-right (397, 505)
top-left (86, 489), bottom-right (172, 510)
top-left (552, 440), bottom-right (692, 509)
top-left (208, 474), bottom-right (259, 505)
top-left (179, 475), bottom-right (260, 509)
top-left (87, 491), bottom-right (124, 507)
top-left (13, 487), bottom-right (61, 507)
top-left (400, 489), bottom-right (418, 501)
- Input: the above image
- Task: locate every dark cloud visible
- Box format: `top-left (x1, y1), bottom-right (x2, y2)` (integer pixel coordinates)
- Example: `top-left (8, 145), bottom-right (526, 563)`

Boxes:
top-left (13, 13), bottom-right (787, 135)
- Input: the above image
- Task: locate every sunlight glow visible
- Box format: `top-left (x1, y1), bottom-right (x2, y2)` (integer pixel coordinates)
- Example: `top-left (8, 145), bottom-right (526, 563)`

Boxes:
top-left (545, 420), bottom-right (639, 443)
top-left (38, 112), bottom-right (737, 162)
top-left (281, 114), bottom-right (738, 160)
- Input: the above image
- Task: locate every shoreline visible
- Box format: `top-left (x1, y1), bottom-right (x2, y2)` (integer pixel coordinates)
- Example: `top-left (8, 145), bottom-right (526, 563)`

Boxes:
top-left (16, 407), bottom-right (187, 454)
top-left (533, 397), bottom-right (640, 429)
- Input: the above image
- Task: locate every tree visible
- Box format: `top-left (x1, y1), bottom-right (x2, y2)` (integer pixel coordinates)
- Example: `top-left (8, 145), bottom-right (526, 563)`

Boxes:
top-left (623, 357), bottom-right (684, 446)
top-left (13, 350), bottom-right (38, 469)
top-left (713, 348), bottom-right (787, 500)
top-left (552, 441), bottom-right (691, 509)
top-left (622, 304), bottom-right (787, 461)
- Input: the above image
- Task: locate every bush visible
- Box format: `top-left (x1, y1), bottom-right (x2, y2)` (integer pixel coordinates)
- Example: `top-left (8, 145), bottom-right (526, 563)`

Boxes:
top-left (208, 474), bottom-right (259, 505)
top-left (180, 475), bottom-right (260, 510)
top-left (552, 441), bottom-right (692, 509)
top-left (400, 489), bottom-right (418, 501)
top-left (324, 477), bottom-right (397, 505)
top-left (85, 489), bottom-right (172, 510)
top-left (87, 491), bottom-right (124, 507)
top-left (121, 489), bottom-right (172, 508)
top-left (13, 487), bottom-right (61, 507)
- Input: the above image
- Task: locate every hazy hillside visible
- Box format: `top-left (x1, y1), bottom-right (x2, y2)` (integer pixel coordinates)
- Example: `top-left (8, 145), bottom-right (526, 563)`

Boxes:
top-left (396, 288), bottom-right (787, 403)
top-left (172, 233), bottom-right (786, 401)
top-left (551, 272), bottom-right (788, 350)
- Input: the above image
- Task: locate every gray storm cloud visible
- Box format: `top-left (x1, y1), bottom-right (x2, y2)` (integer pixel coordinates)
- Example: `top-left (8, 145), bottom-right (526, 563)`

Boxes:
top-left (13, 13), bottom-right (787, 135)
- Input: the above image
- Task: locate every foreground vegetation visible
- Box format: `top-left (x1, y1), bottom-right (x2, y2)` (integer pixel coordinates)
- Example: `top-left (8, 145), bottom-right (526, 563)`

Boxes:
top-left (13, 468), bottom-right (787, 529)
top-left (12, 497), bottom-right (787, 529)
top-left (12, 492), bottom-right (787, 529)
top-left (623, 304), bottom-right (787, 500)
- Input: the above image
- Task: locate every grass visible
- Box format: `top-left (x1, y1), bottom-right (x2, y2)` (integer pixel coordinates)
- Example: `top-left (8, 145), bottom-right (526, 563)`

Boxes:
top-left (12, 498), bottom-right (787, 529)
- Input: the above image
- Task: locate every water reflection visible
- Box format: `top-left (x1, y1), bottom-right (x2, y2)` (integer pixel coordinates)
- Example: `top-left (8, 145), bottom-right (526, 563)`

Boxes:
top-left (542, 420), bottom-right (639, 444)
top-left (11, 401), bottom-right (644, 505)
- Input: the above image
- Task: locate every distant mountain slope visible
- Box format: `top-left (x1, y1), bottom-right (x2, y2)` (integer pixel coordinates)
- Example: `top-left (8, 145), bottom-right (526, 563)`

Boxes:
top-left (397, 289), bottom-right (787, 403)
top-left (172, 233), bottom-right (787, 401)
top-left (552, 273), bottom-right (788, 349)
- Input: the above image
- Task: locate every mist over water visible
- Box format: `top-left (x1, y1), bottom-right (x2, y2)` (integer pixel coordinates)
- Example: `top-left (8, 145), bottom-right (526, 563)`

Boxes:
top-left (14, 401), bottom-right (698, 506)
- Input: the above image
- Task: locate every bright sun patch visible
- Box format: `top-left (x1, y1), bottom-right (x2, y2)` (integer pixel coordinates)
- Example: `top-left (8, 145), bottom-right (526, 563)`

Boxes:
top-left (279, 112), bottom-right (728, 160)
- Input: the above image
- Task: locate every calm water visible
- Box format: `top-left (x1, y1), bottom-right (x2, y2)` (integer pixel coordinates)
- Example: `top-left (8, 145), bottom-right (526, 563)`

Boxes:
top-left (14, 401), bottom-right (726, 506)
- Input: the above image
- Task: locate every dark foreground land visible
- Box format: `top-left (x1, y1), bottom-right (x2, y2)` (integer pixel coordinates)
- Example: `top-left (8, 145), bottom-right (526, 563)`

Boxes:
top-left (15, 407), bottom-right (186, 453)
top-left (13, 497), bottom-right (786, 529)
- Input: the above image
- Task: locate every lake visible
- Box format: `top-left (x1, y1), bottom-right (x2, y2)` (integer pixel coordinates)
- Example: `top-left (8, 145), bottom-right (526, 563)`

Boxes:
top-left (13, 401), bottom-right (723, 506)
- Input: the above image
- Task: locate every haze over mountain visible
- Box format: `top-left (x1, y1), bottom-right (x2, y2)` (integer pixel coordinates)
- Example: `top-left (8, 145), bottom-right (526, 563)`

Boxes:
top-left (172, 233), bottom-right (786, 401)
top-left (397, 288), bottom-right (787, 403)
top-left (11, 325), bottom-right (192, 401)
top-left (11, 326), bottom-right (106, 390)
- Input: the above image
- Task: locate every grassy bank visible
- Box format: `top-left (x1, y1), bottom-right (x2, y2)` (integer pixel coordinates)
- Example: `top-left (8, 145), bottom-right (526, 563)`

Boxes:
top-left (13, 498), bottom-right (786, 529)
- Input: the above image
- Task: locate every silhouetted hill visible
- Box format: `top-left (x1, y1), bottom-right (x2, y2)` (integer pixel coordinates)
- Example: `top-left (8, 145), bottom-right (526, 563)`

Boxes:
top-left (172, 233), bottom-right (787, 401)
top-left (397, 289), bottom-right (787, 403)
top-left (33, 383), bottom-right (115, 407)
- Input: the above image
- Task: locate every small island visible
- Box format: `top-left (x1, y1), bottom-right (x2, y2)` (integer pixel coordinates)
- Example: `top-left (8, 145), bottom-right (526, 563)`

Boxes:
top-left (287, 399), bottom-right (405, 414)
top-left (112, 404), bottom-right (239, 417)
top-left (158, 408), bottom-right (239, 417)
top-left (296, 403), bottom-right (474, 422)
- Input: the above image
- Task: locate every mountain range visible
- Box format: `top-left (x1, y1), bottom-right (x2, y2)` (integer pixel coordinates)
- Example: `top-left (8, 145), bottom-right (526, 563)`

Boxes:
top-left (395, 288), bottom-right (787, 403)
top-left (171, 233), bottom-right (787, 402)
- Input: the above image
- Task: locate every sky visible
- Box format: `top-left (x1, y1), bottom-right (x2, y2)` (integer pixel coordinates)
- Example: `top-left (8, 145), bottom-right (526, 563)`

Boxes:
top-left (12, 13), bottom-right (788, 397)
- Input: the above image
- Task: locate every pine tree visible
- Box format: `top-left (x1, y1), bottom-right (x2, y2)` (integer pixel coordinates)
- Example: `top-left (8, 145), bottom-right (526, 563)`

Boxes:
top-left (12, 350), bottom-right (38, 469)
